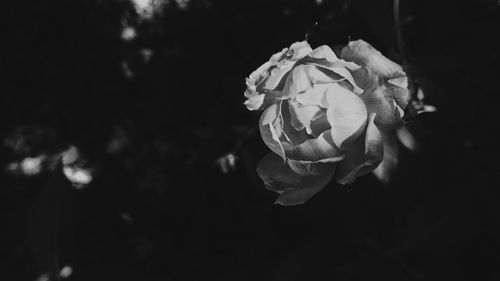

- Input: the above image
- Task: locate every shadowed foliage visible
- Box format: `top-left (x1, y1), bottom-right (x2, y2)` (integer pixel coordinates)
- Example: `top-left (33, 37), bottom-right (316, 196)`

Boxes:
top-left (1, 0), bottom-right (499, 280)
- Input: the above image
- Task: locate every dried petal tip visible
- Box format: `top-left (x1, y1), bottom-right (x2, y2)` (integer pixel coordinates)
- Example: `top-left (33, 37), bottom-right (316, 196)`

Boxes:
top-left (286, 41), bottom-right (313, 59)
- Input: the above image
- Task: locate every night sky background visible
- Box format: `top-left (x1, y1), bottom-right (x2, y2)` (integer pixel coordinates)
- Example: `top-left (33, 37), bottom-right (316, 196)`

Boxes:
top-left (1, 0), bottom-right (500, 280)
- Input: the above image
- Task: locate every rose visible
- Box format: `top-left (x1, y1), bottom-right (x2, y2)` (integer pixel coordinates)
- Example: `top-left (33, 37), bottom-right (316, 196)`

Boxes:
top-left (244, 40), bottom-right (409, 205)
top-left (245, 40), bottom-right (409, 205)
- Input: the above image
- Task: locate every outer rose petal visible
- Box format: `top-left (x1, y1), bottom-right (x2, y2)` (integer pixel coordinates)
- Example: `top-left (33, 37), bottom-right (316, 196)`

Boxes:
top-left (244, 90), bottom-right (282, 111)
top-left (336, 113), bottom-right (384, 184)
top-left (341, 40), bottom-right (410, 128)
top-left (247, 61), bottom-right (273, 85)
top-left (341, 40), bottom-right (405, 80)
top-left (257, 65), bottom-right (293, 93)
top-left (257, 153), bottom-right (335, 206)
top-left (325, 84), bottom-right (368, 148)
top-left (360, 82), bottom-right (405, 129)
top-left (246, 49), bottom-right (288, 90)
top-left (287, 159), bottom-right (332, 176)
top-left (244, 90), bottom-right (265, 111)
top-left (259, 103), bottom-right (286, 160)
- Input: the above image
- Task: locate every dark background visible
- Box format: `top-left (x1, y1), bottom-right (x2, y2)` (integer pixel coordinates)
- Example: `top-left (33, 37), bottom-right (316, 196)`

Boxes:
top-left (1, 0), bottom-right (500, 280)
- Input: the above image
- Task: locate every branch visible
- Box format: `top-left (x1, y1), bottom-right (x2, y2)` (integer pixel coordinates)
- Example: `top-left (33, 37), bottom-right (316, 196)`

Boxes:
top-left (393, 0), bottom-right (417, 102)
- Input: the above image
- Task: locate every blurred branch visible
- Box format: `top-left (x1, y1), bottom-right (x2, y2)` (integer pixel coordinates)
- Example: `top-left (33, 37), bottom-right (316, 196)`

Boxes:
top-left (305, 21), bottom-right (318, 42)
top-left (230, 127), bottom-right (257, 155)
top-left (393, 0), bottom-right (418, 117)
top-left (393, 0), bottom-right (409, 73)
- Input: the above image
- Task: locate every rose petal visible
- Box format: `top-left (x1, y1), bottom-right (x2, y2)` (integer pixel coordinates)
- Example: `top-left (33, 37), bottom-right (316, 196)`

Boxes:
top-left (295, 83), bottom-right (331, 108)
top-left (287, 159), bottom-right (311, 176)
top-left (307, 60), bottom-right (363, 94)
top-left (341, 40), bottom-right (410, 127)
top-left (270, 47), bottom-right (288, 60)
top-left (283, 63), bottom-right (344, 97)
top-left (308, 66), bottom-right (341, 84)
top-left (287, 159), bottom-right (332, 176)
top-left (336, 113), bottom-right (383, 184)
top-left (280, 101), bottom-right (311, 146)
top-left (309, 112), bottom-right (331, 137)
top-left (288, 101), bottom-right (321, 133)
top-left (258, 63), bottom-right (294, 92)
top-left (244, 91), bottom-right (265, 111)
top-left (247, 49), bottom-right (290, 92)
top-left (286, 41), bottom-right (313, 60)
top-left (389, 76), bottom-right (410, 111)
top-left (341, 40), bottom-right (404, 80)
top-left (282, 130), bottom-right (345, 164)
top-left (294, 53), bottom-right (363, 94)
top-left (274, 180), bottom-right (332, 205)
top-left (387, 75), bottom-right (408, 89)
top-left (247, 61), bottom-right (273, 85)
top-left (309, 45), bottom-right (338, 62)
top-left (360, 82), bottom-right (405, 130)
top-left (257, 153), bottom-right (299, 194)
top-left (259, 103), bottom-right (286, 160)
top-left (345, 65), bottom-right (376, 91)
top-left (325, 84), bottom-right (368, 148)
top-left (281, 65), bottom-right (313, 98)
top-left (257, 153), bottom-right (335, 206)
top-left (327, 63), bottom-right (363, 94)
top-left (333, 59), bottom-right (361, 71)
top-left (244, 89), bottom-right (283, 111)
